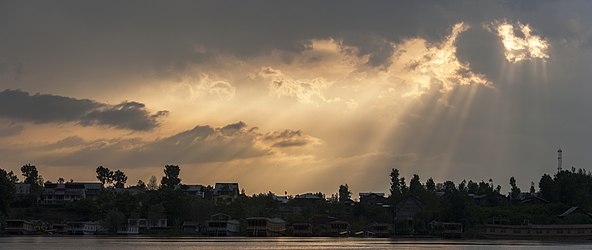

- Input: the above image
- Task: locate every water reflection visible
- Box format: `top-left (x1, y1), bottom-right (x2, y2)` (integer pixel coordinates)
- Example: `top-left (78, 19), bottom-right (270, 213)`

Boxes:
top-left (0, 236), bottom-right (589, 250)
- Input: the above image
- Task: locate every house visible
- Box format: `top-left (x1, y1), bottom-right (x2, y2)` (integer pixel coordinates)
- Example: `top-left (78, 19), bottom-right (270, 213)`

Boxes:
top-left (182, 221), bottom-right (204, 234)
top-left (117, 225), bottom-right (139, 235)
top-left (4, 219), bottom-right (36, 234)
top-left (115, 187), bottom-right (145, 195)
top-left (328, 221), bottom-right (350, 236)
top-left (246, 217), bottom-right (286, 237)
top-left (67, 221), bottom-right (104, 235)
top-left (206, 213), bottom-right (240, 236)
top-left (359, 192), bottom-right (389, 207)
top-left (213, 183), bottom-right (239, 205)
top-left (47, 223), bottom-right (68, 234)
top-left (272, 195), bottom-right (289, 204)
top-left (294, 193), bottom-right (323, 200)
top-left (394, 195), bottom-right (425, 221)
top-left (176, 184), bottom-right (205, 198)
top-left (367, 223), bottom-right (390, 237)
top-left (482, 224), bottom-right (592, 239)
top-left (343, 198), bottom-right (356, 214)
top-left (128, 218), bottom-right (169, 231)
top-left (14, 183), bottom-right (31, 195)
top-left (520, 196), bottom-right (550, 205)
top-left (40, 182), bottom-right (102, 205)
top-left (292, 223), bottom-right (313, 236)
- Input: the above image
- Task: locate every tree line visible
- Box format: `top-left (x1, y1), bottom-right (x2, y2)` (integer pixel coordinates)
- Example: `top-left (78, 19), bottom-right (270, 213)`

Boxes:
top-left (2, 164), bottom-right (592, 235)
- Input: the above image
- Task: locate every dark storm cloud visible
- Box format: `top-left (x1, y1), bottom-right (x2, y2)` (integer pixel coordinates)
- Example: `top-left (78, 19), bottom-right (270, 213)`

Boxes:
top-left (0, 0), bottom-right (590, 93)
top-left (0, 89), bottom-right (167, 131)
top-left (18, 122), bottom-right (318, 167)
top-left (0, 122), bottom-right (321, 168)
top-left (0, 0), bottom-right (508, 85)
top-left (263, 129), bottom-right (315, 148)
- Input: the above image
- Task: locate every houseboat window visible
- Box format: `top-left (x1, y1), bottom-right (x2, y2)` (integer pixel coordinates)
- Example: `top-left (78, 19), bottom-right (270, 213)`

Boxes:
top-left (557, 230), bottom-right (563, 234)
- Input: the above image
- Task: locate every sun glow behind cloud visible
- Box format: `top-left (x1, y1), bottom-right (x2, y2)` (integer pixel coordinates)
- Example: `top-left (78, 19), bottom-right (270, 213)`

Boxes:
top-left (388, 22), bottom-right (491, 98)
top-left (0, 13), bottom-right (559, 195)
top-left (492, 21), bottom-right (550, 63)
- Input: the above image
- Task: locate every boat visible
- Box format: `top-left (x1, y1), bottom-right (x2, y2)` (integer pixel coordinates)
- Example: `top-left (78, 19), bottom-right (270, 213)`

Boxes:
top-left (482, 224), bottom-right (592, 240)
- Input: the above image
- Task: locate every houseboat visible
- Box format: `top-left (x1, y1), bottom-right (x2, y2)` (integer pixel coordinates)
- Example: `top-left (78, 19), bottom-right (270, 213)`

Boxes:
top-left (292, 223), bottom-right (313, 236)
top-left (206, 213), bottom-right (240, 236)
top-left (4, 220), bottom-right (36, 234)
top-left (328, 221), bottom-right (350, 236)
top-left (46, 223), bottom-right (68, 234)
top-left (117, 225), bottom-right (139, 235)
top-left (246, 217), bottom-right (286, 237)
top-left (482, 224), bottom-right (592, 240)
top-left (367, 223), bottom-right (390, 237)
top-left (67, 221), bottom-right (103, 235)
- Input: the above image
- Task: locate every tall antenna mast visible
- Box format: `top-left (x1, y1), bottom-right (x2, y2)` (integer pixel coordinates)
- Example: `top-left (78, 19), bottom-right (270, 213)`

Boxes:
top-left (557, 148), bottom-right (563, 172)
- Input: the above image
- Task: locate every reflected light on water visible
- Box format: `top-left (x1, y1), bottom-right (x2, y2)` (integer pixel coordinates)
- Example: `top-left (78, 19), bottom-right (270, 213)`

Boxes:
top-left (0, 237), bottom-right (589, 250)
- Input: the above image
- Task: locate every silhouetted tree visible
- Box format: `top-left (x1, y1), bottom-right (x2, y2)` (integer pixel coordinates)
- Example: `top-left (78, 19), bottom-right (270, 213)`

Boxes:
top-left (21, 164), bottom-right (43, 195)
top-left (147, 175), bottom-right (158, 190)
top-left (425, 177), bottom-right (436, 191)
top-left (399, 177), bottom-right (408, 194)
top-left (21, 164), bottom-right (39, 185)
top-left (96, 166), bottom-right (114, 186)
top-left (467, 180), bottom-right (478, 194)
top-left (530, 181), bottom-right (536, 194)
top-left (161, 165), bottom-right (181, 189)
top-left (389, 168), bottom-right (401, 201)
top-left (458, 180), bottom-right (467, 193)
top-left (338, 184), bottom-right (351, 203)
top-left (0, 168), bottom-right (16, 216)
top-left (510, 176), bottom-right (521, 200)
top-left (7, 171), bottom-right (19, 183)
top-left (135, 180), bottom-right (146, 190)
top-left (57, 177), bottom-right (65, 184)
top-left (442, 180), bottom-right (456, 194)
top-left (112, 170), bottom-right (127, 188)
top-left (539, 174), bottom-right (554, 201)
top-left (409, 174), bottom-right (424, 195)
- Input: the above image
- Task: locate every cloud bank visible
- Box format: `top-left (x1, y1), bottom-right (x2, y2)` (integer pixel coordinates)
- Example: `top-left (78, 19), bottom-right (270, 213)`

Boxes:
top-left (0, 89), bottom-right (168, 131)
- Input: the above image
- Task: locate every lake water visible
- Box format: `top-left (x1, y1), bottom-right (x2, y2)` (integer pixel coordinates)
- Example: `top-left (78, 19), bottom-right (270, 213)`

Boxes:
top-left (0, 236), bottom-right (591, 249)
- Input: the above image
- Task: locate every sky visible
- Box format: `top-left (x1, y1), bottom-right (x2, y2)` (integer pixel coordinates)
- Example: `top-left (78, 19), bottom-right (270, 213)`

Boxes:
top-left (1, 0), bottom-right (592, 196)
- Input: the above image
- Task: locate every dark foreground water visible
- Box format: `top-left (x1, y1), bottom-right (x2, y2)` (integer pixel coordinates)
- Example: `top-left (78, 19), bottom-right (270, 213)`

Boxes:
top-left (1, 236), bottom-right (591, 250)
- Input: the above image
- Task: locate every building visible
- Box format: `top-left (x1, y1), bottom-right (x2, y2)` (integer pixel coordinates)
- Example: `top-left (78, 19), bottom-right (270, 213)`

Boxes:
top-left (213, 183), bottom-right (239, 205)
top-left (291, 223), bottom-right (313, 236)
top-left (272, 195), bottom-right (289, 204)
top-left (359, 192), bottom-right (389, 207)
top-left (294, 193), bottom-right (323, 200)
top-left (47, 223), bottom-right (68, 234)
top-left (182, 221), bottom-right (204, 234)
top-left (67, 221), bottom-right (104, 235)
top-left (206, 213), bottom-right (240, 236)
top-left (328, 221), bottom-right (350, 236)
top-left (246, 217), bottom-right (286, 237)
top-left (14, 183), bottom-right (31, 195)
top-left (40, 182), bottom-right (102, 205)
top-left (117, 225), bottom-right (139, 235)
top-left (394, 195), bottom-right (425, 221)
top-left (176, 184), bottom-right (205, 198)
top-left (128, 218), bottom-right (169, 231)
top-left (367, 223), bottom-right (390, 237)
top-left (482, 224), bottom-right (592, 239)
top-left (4, 220), bottom-right (36, 234)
